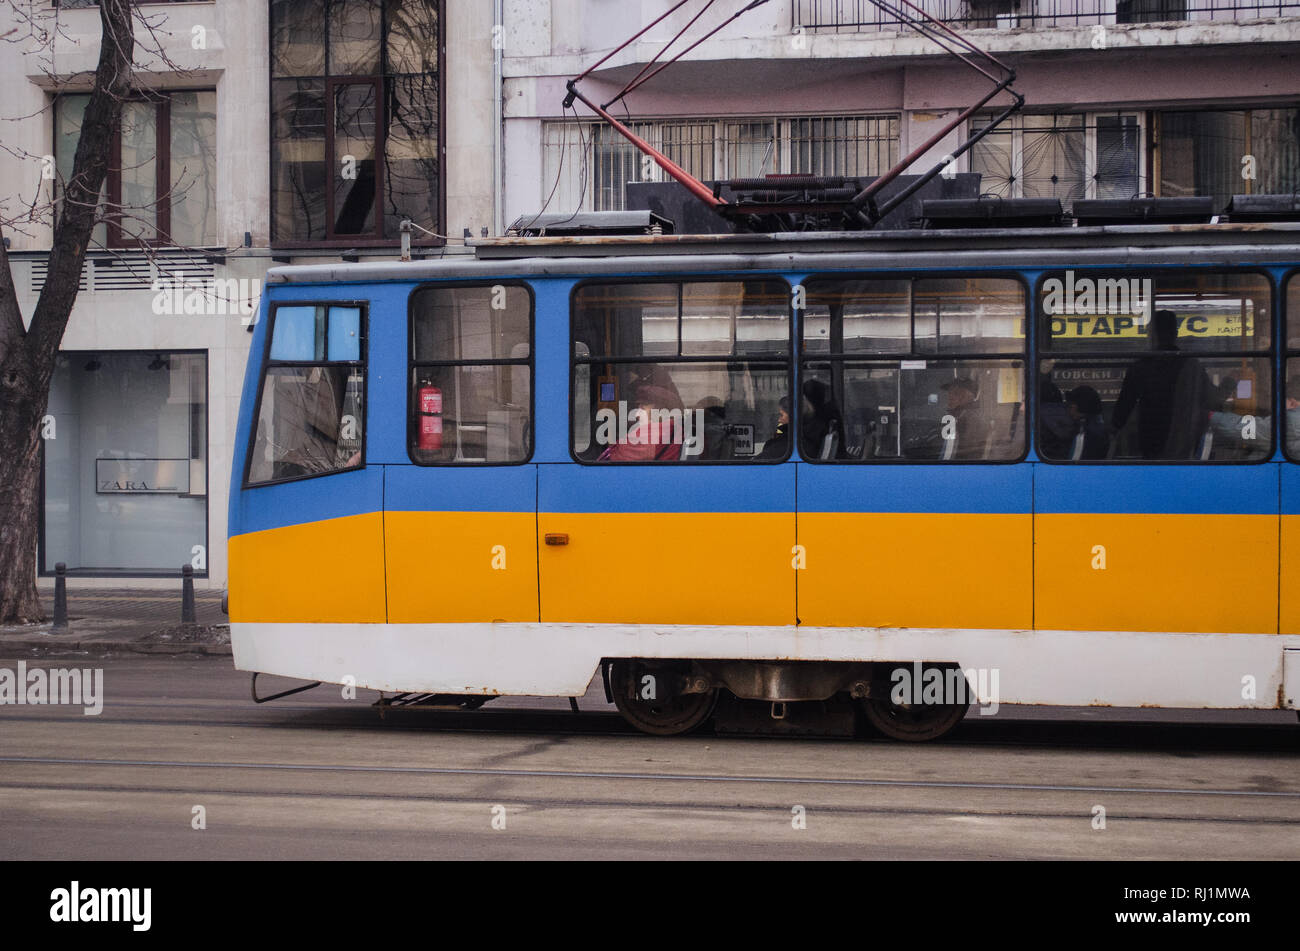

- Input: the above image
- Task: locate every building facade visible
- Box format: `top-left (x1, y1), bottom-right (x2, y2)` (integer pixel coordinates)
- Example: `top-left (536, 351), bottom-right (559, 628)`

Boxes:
top-left (1, 0), bottom-right (497, 588)
top-left (2, 0), bottom-right (1298, 588)
top-left (503, 0), bottom-right (1300, 220)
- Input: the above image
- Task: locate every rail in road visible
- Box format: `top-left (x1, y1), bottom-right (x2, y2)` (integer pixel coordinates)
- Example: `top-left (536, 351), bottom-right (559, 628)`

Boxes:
top-left (1, 656), bottom-right (1297, 860)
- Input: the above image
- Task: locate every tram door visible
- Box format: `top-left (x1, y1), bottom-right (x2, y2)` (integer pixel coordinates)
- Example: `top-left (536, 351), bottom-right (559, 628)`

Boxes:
top-left (1034, 270), bottom-right (1278, 635)
top-left (1281, 276), bottom-right (1300, 634)
top-left (537, 279), bottom-right (797, 627)
top-left (795, 276), bottom-right (1034, 630)
top-left (384, 283), bottom-right (539, 624)
top-left (231, 300), bottom-right (387, 624)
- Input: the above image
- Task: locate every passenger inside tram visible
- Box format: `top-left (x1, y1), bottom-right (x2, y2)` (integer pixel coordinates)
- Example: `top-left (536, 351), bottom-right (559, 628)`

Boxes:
top-left (756, 397), bottom-right (791, 460)
top-left (1112, 310), bottom-right (1215, 459)
top-left (1289, 379), bottom-right (1300, 456)
top-left (1038, 377), bottom-right (1075, 459)
top-left (940, 377), bottom-right (991, 461)
top-left (1064, 385), bottom-right (1110, 460)
top-left (800, 379), bottom-right (846, 460)
top-left (598, 382), bottom-right (685, 462)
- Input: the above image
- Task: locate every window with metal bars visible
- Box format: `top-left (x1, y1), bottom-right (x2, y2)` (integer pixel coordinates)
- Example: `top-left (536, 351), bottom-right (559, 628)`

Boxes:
top-left (969, 111), bottom-right (1145, 210)
top-left (542, 115), bottom-right (899, 213)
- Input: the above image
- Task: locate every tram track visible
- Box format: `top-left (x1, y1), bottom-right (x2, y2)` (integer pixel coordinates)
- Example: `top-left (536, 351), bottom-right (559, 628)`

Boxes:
top-left (1, 778), bottom-right (1297, 827)
top-left (3, 703), bottom-right (1298, 753)
top-left (3, 753), bottom-right (1299, 800)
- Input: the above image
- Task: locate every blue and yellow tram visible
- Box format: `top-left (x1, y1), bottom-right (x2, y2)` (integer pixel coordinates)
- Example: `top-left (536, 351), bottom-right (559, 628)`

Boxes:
top-left (228, 223), bottom-right (1300, 738)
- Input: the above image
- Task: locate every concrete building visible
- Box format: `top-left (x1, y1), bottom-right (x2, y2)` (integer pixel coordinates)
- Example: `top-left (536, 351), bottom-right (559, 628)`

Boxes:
top-left (503, 0), bottom-right (1300, 221)
top-left (2, 0), bottom-right (1297, 588)
top-left (1, 0), bottom-right (497, 589)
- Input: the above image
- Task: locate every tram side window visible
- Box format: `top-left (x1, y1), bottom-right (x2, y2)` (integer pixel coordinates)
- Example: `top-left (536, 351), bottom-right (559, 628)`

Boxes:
top-left (572, 280), bottom-right (791, 463)
top-left (1285, 275), bottom-right (1300, 462)
top-left (246, 304), bottom-right (366, 485)
top-left (409, 284), bottom-right (532, 465)
top-left (1038, 271), bottom-right (1272, 462)
top-left (800, 277), bottom-right (1026, 462)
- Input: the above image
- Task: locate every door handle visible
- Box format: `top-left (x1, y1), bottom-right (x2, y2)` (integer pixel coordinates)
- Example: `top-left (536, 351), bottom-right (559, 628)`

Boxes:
top-left (544, 533), bottom-right (569, 546)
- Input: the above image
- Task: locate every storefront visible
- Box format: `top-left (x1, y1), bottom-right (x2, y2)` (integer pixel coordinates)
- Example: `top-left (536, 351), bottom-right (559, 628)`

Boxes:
top-left (41, 350), bottom-right (209, 577)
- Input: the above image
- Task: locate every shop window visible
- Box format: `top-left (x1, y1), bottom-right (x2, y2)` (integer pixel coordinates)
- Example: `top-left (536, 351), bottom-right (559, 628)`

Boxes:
top-left (42, 351), bottom-right (208, 575)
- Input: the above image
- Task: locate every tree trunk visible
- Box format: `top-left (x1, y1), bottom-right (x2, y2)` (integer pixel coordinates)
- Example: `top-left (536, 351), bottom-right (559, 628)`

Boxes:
top-left (0, 346), bottom-right (46, 623)
top-left (0, 0), bottom-right (135, 624)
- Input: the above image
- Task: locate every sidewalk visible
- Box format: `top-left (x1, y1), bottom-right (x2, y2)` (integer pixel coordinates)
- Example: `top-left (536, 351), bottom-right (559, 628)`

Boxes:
top-left (0, 586), bottom-right (231, 656)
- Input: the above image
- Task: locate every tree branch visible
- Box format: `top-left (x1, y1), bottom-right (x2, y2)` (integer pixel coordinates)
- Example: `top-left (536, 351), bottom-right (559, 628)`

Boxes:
top-left (26, 0), bottom-right (134, 367)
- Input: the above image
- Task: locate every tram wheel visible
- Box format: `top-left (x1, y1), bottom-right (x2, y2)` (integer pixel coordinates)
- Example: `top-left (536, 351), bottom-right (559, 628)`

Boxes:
top-left (860, 695), bottom-right (969, 742)
top-left (608, 661), bottom-right (717, 736)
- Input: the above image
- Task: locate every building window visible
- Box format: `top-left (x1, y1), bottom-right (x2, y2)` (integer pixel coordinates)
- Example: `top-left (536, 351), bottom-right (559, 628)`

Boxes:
top-left (270, 0), bottom-right (442, 245)
top-left (543, 115), bottom-right (899, 213)
top-left (970, 112), bottom-right (1144, 209)
top-left (1115, 0), bottom-right (1188, 22)
top-left (572, 280), bottom-right (792, 463)
top-left (1157, 108), bottom-right (1300, 212)
top-left (1038, 271), bottom-right (1272, 463)
top-left (247, 304), bottom-right (367, 485)
top-left (54, 92), bottom-right (218, 248)
top-left (408, 284), bottom-right (533, 465)
top-left (801, 276), bottom-right (1027, 462)
top-left (42, 351), bottom-right (208, 576)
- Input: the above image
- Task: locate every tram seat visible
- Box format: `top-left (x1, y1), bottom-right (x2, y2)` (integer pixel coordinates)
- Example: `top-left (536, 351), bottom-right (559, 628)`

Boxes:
top-left (1069, 428), bottom-right (1086, 461)
top-left (818, 431), bottom-right (839, 460)
top-left (1197, 429), bottom-right (1214, 460)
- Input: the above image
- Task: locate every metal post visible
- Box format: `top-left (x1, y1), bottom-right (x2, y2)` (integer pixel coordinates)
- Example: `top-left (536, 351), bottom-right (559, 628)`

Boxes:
top-left (181, 564), bottom-right (196, 624)
top-left (53, 563), bottom-right (68, 630)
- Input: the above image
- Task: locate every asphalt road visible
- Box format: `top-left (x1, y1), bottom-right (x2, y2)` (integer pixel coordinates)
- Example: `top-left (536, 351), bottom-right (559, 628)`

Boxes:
top-left (1, 655), bottom-right (1298, 860)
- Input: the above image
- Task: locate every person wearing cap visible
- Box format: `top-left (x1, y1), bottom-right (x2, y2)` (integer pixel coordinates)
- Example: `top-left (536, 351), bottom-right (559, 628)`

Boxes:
top-left (940, 375), bottom-right (990, 461)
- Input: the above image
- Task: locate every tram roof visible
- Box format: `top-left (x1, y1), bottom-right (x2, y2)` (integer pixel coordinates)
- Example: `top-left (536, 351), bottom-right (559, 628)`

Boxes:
top-left (265, 222), bottom-right (1300, 286)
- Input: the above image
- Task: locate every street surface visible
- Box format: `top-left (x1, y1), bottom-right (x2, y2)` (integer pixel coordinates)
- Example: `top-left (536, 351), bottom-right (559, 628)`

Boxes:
top-left (2, 655), bottom-right (1298, 860)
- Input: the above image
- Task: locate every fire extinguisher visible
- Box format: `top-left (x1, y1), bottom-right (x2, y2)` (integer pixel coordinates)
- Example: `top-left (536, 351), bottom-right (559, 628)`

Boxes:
top-left (418, 384), bottom-right (442, 450)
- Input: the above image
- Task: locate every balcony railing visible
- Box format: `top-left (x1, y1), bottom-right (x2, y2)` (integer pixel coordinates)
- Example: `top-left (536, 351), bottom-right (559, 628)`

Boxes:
top-left (795, 0), bottom-right (1300, 31)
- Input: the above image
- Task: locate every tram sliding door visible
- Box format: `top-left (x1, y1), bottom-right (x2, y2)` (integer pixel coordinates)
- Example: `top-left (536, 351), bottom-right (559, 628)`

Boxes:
top-left (795, 275), bottom-right (1033, 631)
top-left (1281, 275), bottom-right (1300, 635)
top-left (384, 283), bottom-right (538, 624)
top-left (539, 279), bottom-right (796, 627)
top-left (1034, 270), bottom-right (1278, 637)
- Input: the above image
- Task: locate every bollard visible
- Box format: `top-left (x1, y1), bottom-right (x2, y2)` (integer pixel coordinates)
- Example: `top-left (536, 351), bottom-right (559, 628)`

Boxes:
top-left (53, 563), bottom-right (68, 630)
top-left (181, 564), bottom-right (196, 624)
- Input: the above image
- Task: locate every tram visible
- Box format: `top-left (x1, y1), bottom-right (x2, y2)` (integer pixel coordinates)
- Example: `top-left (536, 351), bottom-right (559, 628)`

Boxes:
top-left (228, 218), bottom-right (1300, 739)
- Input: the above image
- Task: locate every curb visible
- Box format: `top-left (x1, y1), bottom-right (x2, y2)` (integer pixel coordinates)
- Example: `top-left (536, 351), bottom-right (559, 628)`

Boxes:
top-left (0, 639), bottom-right (232, 657)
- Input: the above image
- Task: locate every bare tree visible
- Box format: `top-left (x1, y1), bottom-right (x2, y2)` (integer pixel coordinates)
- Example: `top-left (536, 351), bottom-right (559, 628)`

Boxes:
top-left (0, 0), bottom-right (136, 622)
